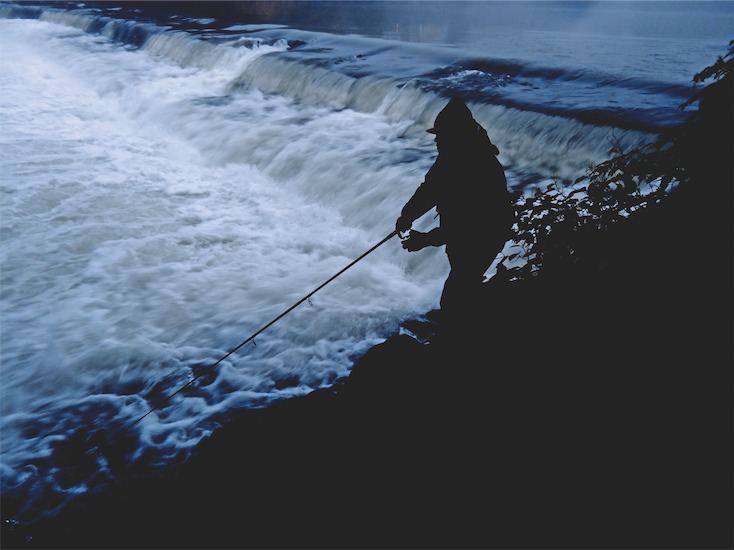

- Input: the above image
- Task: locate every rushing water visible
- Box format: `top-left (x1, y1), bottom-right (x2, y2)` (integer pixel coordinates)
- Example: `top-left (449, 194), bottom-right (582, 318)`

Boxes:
top-left (1, 0), bottom-right (731, 524)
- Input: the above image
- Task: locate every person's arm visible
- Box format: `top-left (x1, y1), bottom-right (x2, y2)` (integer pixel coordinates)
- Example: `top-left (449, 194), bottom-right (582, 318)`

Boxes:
top-left (396, 163), bottom-right (440, 232)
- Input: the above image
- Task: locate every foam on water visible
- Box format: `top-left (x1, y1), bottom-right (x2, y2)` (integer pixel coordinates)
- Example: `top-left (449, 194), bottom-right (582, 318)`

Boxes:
top-left (0, 18), bottom-right (447, 515)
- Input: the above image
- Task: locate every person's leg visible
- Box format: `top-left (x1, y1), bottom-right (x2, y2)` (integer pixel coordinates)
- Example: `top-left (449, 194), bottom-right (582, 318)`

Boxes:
top-left (440, 240), bottom-right (506, 325)
top-left (440, 257), bottom-right (490, 321)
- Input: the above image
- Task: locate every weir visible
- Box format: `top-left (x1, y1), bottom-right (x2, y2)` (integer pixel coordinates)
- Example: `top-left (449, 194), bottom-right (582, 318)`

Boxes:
top-left (1, 0), bottom-right (660, 185)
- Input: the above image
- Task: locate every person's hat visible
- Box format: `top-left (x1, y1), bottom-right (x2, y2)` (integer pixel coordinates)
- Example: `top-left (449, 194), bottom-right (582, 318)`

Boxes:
top-left (427, 97), bottom-right (475, 135)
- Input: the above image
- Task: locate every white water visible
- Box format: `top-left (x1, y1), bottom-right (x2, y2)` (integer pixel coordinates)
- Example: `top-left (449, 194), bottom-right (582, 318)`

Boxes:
top-left (0, 18), bottom-right (450, 500)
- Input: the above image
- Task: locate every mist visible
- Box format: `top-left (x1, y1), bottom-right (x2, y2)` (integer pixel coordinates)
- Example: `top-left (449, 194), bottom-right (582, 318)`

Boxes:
top-left (157, 1), bottom-right (734, 42)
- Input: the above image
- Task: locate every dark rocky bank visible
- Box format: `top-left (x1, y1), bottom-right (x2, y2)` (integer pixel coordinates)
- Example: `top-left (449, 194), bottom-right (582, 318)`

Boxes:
top-left (2, 173), bottom-right (732, 548)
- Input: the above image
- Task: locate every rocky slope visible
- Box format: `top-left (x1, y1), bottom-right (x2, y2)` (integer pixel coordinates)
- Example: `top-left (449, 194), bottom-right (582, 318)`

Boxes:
top-left (5, 184), bottom-right (731, 548)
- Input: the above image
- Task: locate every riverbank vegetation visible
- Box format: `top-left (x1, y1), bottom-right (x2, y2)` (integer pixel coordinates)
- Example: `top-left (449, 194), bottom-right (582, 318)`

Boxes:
top-left (503, 40), bottom-right (732, 282)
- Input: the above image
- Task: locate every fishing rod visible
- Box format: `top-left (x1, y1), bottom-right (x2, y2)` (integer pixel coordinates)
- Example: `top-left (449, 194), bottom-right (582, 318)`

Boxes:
top-left (128, 229), bottom-right (399, 429)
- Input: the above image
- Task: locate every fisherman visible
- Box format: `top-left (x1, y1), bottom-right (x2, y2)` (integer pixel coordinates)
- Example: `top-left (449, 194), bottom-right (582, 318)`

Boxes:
top-left (396, 97), bottom-right (514, 327)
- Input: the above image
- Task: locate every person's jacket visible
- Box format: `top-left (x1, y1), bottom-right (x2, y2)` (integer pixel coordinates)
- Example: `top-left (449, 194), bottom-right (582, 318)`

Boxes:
top-left (399, 122), bottom-right (514, 255)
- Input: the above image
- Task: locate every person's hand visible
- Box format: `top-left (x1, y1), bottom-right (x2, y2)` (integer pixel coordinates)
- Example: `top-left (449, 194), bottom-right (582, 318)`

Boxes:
top-left (395, 215), bottom-right (412, 234)
top-left (401, 230), bottom-right (430, 252)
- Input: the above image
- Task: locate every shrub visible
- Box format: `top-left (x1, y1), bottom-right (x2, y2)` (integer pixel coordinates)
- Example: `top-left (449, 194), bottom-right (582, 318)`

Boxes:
top-left (500, 40), bottom-right (733, 283)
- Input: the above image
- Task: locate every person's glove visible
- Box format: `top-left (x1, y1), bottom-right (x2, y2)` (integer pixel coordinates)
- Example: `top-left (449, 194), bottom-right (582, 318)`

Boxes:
top-left (395, 215), bottom-right (412, 234)
top-left (400, 230), bottom-right (431, 252)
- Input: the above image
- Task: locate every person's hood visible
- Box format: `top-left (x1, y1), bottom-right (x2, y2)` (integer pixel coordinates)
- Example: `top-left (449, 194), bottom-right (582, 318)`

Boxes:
top-left (429, 97), bottom-right (500, 156)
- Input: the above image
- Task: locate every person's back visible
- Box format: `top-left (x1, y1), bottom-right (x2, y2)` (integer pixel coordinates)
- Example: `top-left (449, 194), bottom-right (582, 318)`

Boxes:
top-left (431, 122), bottom-right (512, 254)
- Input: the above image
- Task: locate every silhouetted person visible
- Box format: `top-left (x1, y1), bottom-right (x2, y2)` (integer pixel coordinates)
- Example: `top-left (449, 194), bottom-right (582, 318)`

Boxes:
top-left (396, 97), bottom-right (514, 326)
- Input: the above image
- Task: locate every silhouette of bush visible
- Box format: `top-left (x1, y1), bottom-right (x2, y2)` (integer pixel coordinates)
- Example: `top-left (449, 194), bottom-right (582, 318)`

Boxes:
top-left (500, 40), bottom-right (733, 282)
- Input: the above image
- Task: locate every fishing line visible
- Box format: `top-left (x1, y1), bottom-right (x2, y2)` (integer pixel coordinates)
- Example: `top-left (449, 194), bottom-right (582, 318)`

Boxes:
top-left (128, 229), bottom-right (399, 429)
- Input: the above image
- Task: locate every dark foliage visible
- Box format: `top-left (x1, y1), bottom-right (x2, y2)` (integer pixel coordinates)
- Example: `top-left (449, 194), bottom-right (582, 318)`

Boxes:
top-left (501, 40), bottom-right (733, 282)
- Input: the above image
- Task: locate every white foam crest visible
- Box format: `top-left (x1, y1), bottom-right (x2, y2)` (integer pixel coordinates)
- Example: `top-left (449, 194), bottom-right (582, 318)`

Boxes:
top-left (142, 31), bottom-right (289, 71)
top-left (228, 54), bottom-right (652, 185)
top-left (376, 83), bottom-right (447, 130)
top-left (38, 8), bottom-right (98, 33)
top-left (230, 54), bottom-right (444, 129)
top-left (143, 84), bottom-right (453, 258)
top-left (469, 103), bottom-right (655, 183)
top-left (230, 54), bottom-right (362, 110)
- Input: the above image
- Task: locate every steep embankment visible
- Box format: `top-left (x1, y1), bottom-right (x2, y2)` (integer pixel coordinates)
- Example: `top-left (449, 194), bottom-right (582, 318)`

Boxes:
top-left (6, 185), bottom-right (731, 548)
